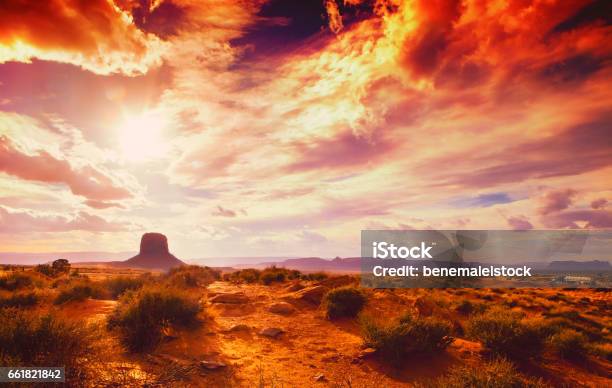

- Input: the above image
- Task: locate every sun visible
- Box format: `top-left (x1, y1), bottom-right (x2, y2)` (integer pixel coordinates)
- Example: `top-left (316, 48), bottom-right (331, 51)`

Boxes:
top-left (118, 112), bottom-right (169, 162)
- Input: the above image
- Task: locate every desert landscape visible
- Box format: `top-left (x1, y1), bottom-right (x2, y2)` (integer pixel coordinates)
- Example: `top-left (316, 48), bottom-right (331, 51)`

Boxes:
top-left (0, 233), bottom-right (610, 387)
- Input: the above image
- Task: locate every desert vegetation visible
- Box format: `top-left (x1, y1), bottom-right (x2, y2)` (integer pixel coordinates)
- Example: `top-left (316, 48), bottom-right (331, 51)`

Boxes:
top-left (322, 286), bottom-right (366, 319)
top-left (108, 285), bottom-right (202, 352)
top-left (0, 263), bottom-right (609, 386)
top-left (360, 312), bottom-right (454, 362)
top-left (223, 266), bottom-right (327, 285)
top-left (0, 308), bottom-right (99, 385)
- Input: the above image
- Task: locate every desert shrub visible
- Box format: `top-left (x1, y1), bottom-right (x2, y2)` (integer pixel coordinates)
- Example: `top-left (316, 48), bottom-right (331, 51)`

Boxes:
top-left (589, 343), bottom-right (612, 361)
top-left (103, 276), bottom-right (147, 299)
top-left (0, 292), bottom-right (39, 308)
top-left (0, 308), bottom-right (98, 384)
top-left (108, 286), bottom-right (201, 352)
top-left (54, 281), bottom-right (107, 304)
top-left (322, 286), bottom-right (366, 319)
top-left (237, 268), bottom-right (261, 283)
top-left (549, 329), bottom-right (588, 360)
top-left (454, 299), bottom-right (487, 315)
top-left (35, 264), bottom-right (55, 277)
top-left (52, 259), bottom-right (71, 274)
top-left (467, 309), bottom-right (545, 358)
top-left (0, 272), bottom-right (34, 291)
top-left (361, 312), bottom-right (453, 362)
top-left (260, 266), bottom-right (301, 284)
top-left (431, 358), bottom-right (550, 388)
top-left (300, 272), bottom-right (328, 281)
top-left (166, 265), bottom-right (220, 288)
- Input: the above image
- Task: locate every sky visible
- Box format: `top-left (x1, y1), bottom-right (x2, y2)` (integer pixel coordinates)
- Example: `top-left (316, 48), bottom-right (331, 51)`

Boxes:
top-left (0, 0), bottom-right (611, 261)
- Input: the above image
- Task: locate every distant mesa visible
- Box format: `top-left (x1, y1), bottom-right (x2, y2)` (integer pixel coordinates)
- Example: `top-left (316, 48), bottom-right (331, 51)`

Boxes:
top-left (547, 260), bottom-right (610, 271)
top-left (119, 233), bottom-right (185, 271)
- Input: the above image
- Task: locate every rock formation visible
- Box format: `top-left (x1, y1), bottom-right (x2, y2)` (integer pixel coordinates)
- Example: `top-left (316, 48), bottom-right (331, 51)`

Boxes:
top-left (120, 232), bottom-right (185, 271)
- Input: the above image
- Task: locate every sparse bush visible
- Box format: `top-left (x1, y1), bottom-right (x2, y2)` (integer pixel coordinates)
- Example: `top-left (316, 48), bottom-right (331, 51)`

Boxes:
top-left (103, 276), bottom-right (146, 299)
top-left (0, 292), bottom-right (39, 308)
top-left (54, 281), bottom-right (107, 304)
top-left (322, 286), bottom-right (366, 319)
top-left (431, 358), bottom-right (550, 387)
top-left (550, 329), bottom-right (588, 360)
top-left (35, 264), bottom-right (55, 277)
top-left (236, 268), bottom-right (260, 283)
top-left (0, 272), bottom-right (33, 291)
top-left (52, 259), bottom-right (71, 274)
top-left (0, 309), bottom-right (98, 384)
top-left (467, 309), bottom-right (545, 358)
top-left (108, 286), bottom-right (201, 352)
top-left (454, 299), bottom-right (487, 315)
top-left (360, 312), bottom-right (453, 362)
top-left (166, 265), bottom-right (220, 288)
top-left (260, 266), bottom-right (301, 285)
top-left (300, 272), bottom-right (328, 281)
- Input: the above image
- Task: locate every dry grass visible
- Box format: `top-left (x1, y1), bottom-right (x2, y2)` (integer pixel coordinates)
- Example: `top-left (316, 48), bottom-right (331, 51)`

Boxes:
top-left (108, 285), bottom-right (201, 352)
top-left (322, 286), bottom-right (367, 319)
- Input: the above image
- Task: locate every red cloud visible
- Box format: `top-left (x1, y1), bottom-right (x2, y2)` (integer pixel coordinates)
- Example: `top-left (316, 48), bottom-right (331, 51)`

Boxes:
top-left (0, 136), bottom-right (131, 202)
top-left (0, 206), bottom-right (126, 233)
top-left (538, 189), bottom-right (577, 216)
top-left (507, 216), bottom-right (534, 230)
top-left (0, 0), bottom-right (163, 75)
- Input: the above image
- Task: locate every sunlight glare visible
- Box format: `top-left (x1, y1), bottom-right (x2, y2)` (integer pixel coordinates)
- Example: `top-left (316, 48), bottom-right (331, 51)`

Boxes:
top-left (118, 112), bottom-right (169, 162)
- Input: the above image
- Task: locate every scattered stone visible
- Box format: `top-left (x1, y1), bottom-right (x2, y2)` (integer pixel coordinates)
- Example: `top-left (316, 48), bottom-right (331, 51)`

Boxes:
top-left (199, 360), bottom-right (227, 370)
top-left (227, 324), bottom-right (250, 332)
top-left (286, 282), bottom-right (304, 292)
top-left (356, 347), bottom-right (377, 359)
top-left (268, 302), bottom-right (295, 315)
top-left (209, 292), bottom-right (249, 304)
top-left (293, 285), bottom-right (329, 304)
top-left (259, 327), bottom-right (284, 338)
top-left (321, 354), bottom-right (340, 362)
top-left (313, 373), bottom-right (327, 382)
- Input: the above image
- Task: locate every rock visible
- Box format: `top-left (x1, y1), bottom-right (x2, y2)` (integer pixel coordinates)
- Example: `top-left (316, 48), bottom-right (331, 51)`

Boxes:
top-left (199, 360), bottom-right (227, 370)
top-left (120, 232), bottom-right (186, 271)
top-left (227, 324), bottom-right (250, 332)
top-left (286, 282), bottom-right (304, 292)
top-left (293, 285), bottom-right (329, 304)
top-left (259, 327), bottom-right (284, 338)
top-left (356, 347), bottom-right (377, 359)
top-left (321, 354), bottom-right (340, 363)
top-left (210, 292), bottom-right (249, 304)
top-left (313, 373), bottom-right (327, 382)
top-left (268, 302), bottom-right (295, 315)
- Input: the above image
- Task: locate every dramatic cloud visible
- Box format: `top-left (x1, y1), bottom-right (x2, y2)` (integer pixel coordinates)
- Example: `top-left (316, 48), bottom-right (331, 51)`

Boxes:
top-left (0, 1), bottom-right (611, 257)
top-left (507, 216), bottom-right (534, 231)
top-left (538, 189), bottom-right (578, 216)
top-left (0, 206), bottom-right (126, 233)
top-left (0, 136), bottom-right (132, 202)
top-left (212, 205), bottom-right (238, 218)
top-left (591, 198), bottom-right (608, 209)
top-left (0, 0), bottom-right (164, 75)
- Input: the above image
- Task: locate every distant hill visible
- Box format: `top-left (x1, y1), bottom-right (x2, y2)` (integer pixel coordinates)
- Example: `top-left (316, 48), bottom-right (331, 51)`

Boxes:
top-left (547, 260), bottom-right (610, 271)
top-left (237, 257), bottom-right (612, 274)
top-left (0, 251), bottom-right (135, 265)
top-left (237, 257), bottom-right (362, 272)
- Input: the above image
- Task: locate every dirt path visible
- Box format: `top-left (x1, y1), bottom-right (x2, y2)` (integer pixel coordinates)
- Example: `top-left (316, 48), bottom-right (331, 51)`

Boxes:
top-left (152, 281), bottom-right (475, 387)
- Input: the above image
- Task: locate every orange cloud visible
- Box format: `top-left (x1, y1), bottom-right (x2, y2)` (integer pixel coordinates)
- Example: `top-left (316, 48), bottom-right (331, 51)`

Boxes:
top-left (0, 206), bottom-right (126, 233)
top-left (0, 0), bottom-right (164, 75)
top-left (0, 136), bottom-right (132, 202)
